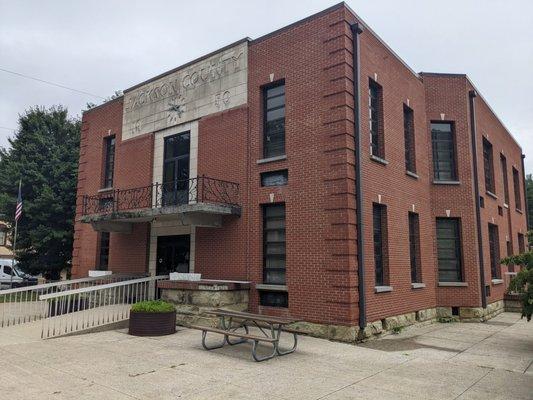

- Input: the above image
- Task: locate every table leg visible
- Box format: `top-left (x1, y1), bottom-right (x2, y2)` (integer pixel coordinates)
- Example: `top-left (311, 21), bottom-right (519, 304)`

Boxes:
top-left (200, 329), bottom-right (226, 350)
top-left (275, 325), bottom-right (298, 356)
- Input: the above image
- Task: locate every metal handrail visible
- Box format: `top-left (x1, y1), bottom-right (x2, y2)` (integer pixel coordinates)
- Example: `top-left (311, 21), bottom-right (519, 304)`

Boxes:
top-left (82, 176), bottom-right (240, 215)
top-left (39, 275), bottom-right (169, 300)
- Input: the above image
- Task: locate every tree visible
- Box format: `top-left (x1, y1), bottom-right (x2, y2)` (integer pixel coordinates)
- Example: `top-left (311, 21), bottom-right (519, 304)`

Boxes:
top-left (526, 174), bottom-right (532, 230)
top-left (501, 230), bottom-right (533, 321)
top-left (0, 106), bottom-right (80, 279)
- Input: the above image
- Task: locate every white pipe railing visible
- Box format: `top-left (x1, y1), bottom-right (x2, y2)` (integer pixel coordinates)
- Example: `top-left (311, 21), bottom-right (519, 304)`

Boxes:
top-left (39, 275), bottom-right (169, 339)
top-left (0, 274), bottom-right (144, 328)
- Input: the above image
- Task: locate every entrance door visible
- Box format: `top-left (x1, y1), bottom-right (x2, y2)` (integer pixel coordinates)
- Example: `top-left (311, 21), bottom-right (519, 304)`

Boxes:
top-left (162, 132), bottom-right (190, 206)
top-left (156, 235), bottom-right (191, 275)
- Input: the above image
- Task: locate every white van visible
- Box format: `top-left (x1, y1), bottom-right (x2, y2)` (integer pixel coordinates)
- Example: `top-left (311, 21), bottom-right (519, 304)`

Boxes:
top-left (0, 260), bottom-right (24, 288)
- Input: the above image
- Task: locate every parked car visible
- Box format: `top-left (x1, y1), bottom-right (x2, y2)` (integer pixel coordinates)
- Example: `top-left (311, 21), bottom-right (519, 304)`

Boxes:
top-left (0, 260), bottom-right (38, 288)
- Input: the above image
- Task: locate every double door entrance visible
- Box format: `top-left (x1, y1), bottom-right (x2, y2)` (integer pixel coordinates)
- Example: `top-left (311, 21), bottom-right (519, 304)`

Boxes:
top-left (156, 235), bottom-right (190, 275)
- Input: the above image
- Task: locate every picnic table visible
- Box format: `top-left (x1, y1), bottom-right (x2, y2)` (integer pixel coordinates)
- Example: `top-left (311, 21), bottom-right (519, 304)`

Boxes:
top-left (190, 309), bottom-right (300, 362)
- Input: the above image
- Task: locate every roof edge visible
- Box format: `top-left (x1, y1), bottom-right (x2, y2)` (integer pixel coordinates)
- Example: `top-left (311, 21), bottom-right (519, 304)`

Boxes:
top-left (82, 95), bottom-right (123, 115)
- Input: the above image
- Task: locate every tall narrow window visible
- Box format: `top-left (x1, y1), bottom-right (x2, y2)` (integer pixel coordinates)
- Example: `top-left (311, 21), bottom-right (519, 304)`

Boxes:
top-left (263, 82), bottom-right (285, 158)
top-left (506, 240), bottom-right (514, 272)
top-left (408, 212), bottom-right (422, 283)
top-left (483, 137), bottom-right (495, 194)
top-left (369, 79), bottom-right (384, 158)
top-left (404, 105), bottom-right (416, 173)
top-left (488, 224), bottom-right (500, 279)
top-left (500, 154), bottom-right (509, 205)
top-left (436, 218), bottom-right (463, 282)
top-left (103, 136), bottom-right (115, 188)
top-left (518, 233), bottom-right (525, 254)
top-left (263, 204), bottom-right (286, 284)
top-left (512, 167), bottom-right (522, 211)
top-left (431, 122), bottom-right (457, 181)
top-left (0, 227), bottom-right (6, 246)
top-left (98, 232), bottom-right (110, 270)
top-left (373, 203), bottom-right (388, 286)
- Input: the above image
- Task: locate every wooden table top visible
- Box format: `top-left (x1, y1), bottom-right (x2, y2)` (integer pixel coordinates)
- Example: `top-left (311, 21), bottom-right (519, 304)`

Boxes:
top-left (208, 309), bottom-right (300, 325)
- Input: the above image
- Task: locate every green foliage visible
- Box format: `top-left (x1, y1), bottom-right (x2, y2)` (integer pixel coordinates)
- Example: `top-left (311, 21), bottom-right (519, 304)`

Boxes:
top-left (131, 300), bottom-right (175, 313)
top-left (501, 231), bottom-right (533, 321)
top-left (0, 106), bottom-right (80, 279)
top-left (391, 326), bottom-right (403, 334)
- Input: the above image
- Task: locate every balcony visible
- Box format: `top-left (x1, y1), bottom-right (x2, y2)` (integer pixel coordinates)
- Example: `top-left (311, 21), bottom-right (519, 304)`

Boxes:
top-left (80, 176), bottom-right (241, 232)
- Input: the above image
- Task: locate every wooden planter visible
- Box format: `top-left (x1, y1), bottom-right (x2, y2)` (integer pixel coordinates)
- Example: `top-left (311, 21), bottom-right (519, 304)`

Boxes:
top-left (129, 310), bottom-right (176, 336)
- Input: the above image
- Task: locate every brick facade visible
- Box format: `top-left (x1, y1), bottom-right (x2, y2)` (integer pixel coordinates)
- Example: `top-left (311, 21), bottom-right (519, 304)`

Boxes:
top-left (72, 3), bottom-right (528, 329)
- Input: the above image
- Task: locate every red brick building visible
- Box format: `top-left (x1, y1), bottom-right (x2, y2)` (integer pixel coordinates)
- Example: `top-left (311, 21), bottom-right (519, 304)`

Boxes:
top-left (72, 3), bottom-right (528, 339)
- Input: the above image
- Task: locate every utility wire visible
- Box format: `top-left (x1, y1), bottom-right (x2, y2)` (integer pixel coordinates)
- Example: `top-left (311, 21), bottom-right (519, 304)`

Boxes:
top-left (0, 67), bottom-right (105, 99)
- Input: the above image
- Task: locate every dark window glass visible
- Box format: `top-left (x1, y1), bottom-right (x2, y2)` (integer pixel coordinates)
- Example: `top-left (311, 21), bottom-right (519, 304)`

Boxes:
top-left (263, 204), bottom-right (286, 285)
top-left (369, 79), bottom-right (384, 158)
top-left (479, 196), bottom-right (485, 208)
top-left (404, 105), bottom-right (416, 173)
top-left (0, 229), bottom-right (6, 246)
top-left (103, 136), bottom-right (116, 188)
top-left (436, 218), bottom-right (463, 282)
top-left (263, 82), bottom-right (285, 158)
top-left (261, 170), bottom-right (288, 187)
top-left (488, 224), bottom-right (500, 279)
top-left (431, 122), bottom-right (457, 181)
top-left (3, 265), bottom-right (12, 275)
top-left (500, 154), bottom-right (509, 205)
top-left (98, 232), bottom-right (110, 270)
top-left (162, 132), bottom-right (190, 206)
top-left (483, 138), bottom-right (495, 194)
top-left (373, 203), bottom-right (388, 286)
top-left (518, 233), bottom-right (525, 254)
top-left (513, 167), bottom-right (522, 211)
top-left (498, 206), bottom-right (503, 216)
top-left (408, 212), bottom-right (422, 283)
top-left (259, 291), bottom-right (288, 308)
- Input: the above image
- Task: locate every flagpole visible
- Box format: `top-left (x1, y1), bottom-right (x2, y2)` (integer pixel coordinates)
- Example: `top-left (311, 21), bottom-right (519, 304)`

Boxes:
top-left (10, 180), bottom-right (21, 289)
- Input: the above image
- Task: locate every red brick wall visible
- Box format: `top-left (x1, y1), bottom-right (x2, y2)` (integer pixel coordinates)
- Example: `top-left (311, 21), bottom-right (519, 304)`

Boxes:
top-left (195, 106), bottom-right (249, 281)
top-left (72, 99), bottom-right (152, 278)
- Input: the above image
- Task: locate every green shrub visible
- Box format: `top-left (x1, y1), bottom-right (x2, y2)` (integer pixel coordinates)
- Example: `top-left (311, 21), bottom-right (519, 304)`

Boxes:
top-left (131, 300), bottom-right (175, 313)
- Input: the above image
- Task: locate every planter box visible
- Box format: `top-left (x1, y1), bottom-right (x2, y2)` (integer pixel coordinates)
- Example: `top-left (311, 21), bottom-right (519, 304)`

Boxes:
top-left (88, 270), bottom-right (112, 277)
top-left (129, 310), bottom-right (176, 336)
top-left (169, 272), bottom-right (201, 281)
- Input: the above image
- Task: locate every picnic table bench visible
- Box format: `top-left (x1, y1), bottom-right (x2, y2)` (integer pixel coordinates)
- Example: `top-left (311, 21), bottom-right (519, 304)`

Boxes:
top-left (190, 309), bottom-right (300, 362)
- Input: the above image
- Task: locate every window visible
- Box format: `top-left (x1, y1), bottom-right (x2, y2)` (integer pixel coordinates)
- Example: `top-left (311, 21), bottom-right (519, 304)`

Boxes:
top-left (483, 138), bottom-right (495, 194)
top-left (103, 136), bottom-right (116, 188)
top-left (500, 154), bottom-right (509, 205)
top-left (263, 82), bottom-right (285, 158)
top-left (263, 204), bottom-right (286, 285)
top-left (512, 167), bottom-right (522, 211)
top-left (98, 232), bottom-right (110, 270)
top-left (488, 224), bottom-right (500, 279)
top-left (498, 206), bottom-right (503, 216)
top-left (431, 122), bottom-right (457, 181)
top-left (259, 291), bottom-right (288, 308)
top-left (408, 212), bottom-right (422, 283)
top-left (518, 233), bottom-right (525, 254)
top-left (162, 132), bottom-right (190, 206)
top-left (479, 196), bottom-right (485, 208)
top-left (261, 170), bottom-right (288, 187)
top-left (0, 229), bottom-right (6, 246)
top-left (436, 218), bottom-right (463, 282)
top-left (373, 203), bottom-right (388, 286)
top-left (369, 79), bottom-right (384, 158)
top-left (403, 105), bottom-right (416, 173)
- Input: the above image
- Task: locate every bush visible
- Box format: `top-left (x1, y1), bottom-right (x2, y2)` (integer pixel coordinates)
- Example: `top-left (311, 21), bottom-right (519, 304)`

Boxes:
top-left (131, 300), bottom-right (175, 313)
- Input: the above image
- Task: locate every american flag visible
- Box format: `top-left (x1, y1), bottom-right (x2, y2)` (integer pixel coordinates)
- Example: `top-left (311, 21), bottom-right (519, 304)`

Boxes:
top-left (15, 181), bottom-right (22, 222)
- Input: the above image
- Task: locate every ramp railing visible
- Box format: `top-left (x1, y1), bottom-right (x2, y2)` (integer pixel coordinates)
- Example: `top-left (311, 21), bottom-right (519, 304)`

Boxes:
top-left (39, 275), bottom-right (169, 339)
top-left (0, 274), bottom-right (144, 328)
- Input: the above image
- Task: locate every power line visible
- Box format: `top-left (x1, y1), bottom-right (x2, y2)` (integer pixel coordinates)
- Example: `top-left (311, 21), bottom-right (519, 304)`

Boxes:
top-left (0, 67), bottom-right (105, 99)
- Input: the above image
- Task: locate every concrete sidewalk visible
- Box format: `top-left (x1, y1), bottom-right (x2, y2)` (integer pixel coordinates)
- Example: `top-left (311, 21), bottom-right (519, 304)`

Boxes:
top-left (0, 312), bottom-right (531, 399)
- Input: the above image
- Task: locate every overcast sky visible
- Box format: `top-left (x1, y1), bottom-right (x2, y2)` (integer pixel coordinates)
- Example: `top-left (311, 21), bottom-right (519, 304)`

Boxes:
top-left (1, 0), bottom-right (532, 171)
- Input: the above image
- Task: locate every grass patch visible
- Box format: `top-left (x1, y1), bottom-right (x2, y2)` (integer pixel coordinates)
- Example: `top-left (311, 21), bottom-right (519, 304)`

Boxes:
top-left (392, 326), bottom-right (404, 334)
top-left (0, 292), bottom-right (40, 303)
top-left (131, 300), bottom-right (175, 313)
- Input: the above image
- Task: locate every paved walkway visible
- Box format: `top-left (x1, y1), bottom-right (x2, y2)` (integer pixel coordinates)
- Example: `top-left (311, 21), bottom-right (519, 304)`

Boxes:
top-left (0, 312), bottom-right (531, 399)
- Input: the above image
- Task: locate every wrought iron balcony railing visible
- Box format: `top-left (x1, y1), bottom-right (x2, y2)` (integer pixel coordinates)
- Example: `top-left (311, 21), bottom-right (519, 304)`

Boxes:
top-left (82, 176), bottom-right (240, 216)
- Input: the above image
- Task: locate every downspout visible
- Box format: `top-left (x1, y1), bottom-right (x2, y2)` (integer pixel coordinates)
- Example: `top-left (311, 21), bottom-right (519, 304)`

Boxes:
top-left (350, 22), bottom-right (366, 330)
top-left (468, 90), bottom-right (487, 309)
top-left (521, 154), bottom-right (529, 230)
